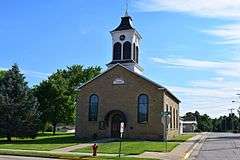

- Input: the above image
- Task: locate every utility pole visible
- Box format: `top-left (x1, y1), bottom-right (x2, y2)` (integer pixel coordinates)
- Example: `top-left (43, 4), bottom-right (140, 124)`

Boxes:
top-left (232, 95), bottom-right (240, 131)
top-left (228, 108), bottom-right (235, 131)
top-left (224, 116), bottom-right (227, 132)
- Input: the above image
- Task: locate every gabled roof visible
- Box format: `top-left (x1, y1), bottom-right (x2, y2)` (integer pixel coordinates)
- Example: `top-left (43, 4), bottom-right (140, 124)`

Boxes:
top-left (78, 63), bottom-right (181, 103)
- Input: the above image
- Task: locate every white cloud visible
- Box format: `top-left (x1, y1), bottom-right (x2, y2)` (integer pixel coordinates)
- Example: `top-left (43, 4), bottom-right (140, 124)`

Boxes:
top-left (135, 0), bottom-right (240, 19)
top-left (1, 67), bottom-right (50, 79)
top-left (134, 0), bottom-right (240, 117)
top-left (170, 85), bottom-right (235, 98)
top-left (151, 57), bottom-right (240, 77)
top-left (151, 57), bottom-right (240, 117)
top-left (203, 24), bottom-right (240, 45)
top-left (22, 70), bottom-right (50, 79)
top-left (168, 82), bottom-right (240, 117)
top-left (135, 1), bottom-right (240, 45)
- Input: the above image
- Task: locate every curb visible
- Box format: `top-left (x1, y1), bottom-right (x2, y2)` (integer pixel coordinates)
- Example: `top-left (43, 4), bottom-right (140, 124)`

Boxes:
top-left (183, 133), bottom-right (207, 160)
top-left (0, 149), bottom-right (119, 159)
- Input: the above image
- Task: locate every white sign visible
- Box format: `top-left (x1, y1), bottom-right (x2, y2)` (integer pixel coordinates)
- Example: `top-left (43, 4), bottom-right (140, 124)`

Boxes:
top-left (113, 78), bottom-right (125, 85)
top-left (120, 122), bottom-right (124, 133)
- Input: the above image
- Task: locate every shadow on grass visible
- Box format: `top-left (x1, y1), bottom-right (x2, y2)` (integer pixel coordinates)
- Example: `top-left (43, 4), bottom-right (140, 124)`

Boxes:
top-left (103, 138), bottom-right (186, 143)
top-left (0, 134), bottom-right (194, 145)
top-left (0, 134), bottom-right (90, 145)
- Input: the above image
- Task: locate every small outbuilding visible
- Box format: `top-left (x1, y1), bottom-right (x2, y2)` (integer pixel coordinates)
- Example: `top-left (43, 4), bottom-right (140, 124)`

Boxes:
top-left (180, 120), bottom-right (197, 133)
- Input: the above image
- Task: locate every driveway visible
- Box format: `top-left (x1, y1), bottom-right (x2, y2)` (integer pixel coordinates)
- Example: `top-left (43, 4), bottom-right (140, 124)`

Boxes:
top-left (189, 132), bottom-right (240, 160)
top-left (0, 155), bottom-right (60, 160)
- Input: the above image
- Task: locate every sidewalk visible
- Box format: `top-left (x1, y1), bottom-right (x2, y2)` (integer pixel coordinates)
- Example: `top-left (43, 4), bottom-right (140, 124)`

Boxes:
top-left (0, 148), bottom-right (120, 158)
top-left (128, 133), bottom-right (208, 160)
top-left (52, 138), bottom-right (115, 152)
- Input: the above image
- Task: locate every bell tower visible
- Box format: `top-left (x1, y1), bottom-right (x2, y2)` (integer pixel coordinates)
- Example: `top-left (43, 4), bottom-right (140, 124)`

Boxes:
top-left (106, 11), bottom-right (143, 74)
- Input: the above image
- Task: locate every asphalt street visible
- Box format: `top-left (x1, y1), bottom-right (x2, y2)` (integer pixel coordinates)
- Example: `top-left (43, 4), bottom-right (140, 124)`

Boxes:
top-left (0, 155), bottom-right (61, 160)
top-left (189, 132), bottom-right (240, 160)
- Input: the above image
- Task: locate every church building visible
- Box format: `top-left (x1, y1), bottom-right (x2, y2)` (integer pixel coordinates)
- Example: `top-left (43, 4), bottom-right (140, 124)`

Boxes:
top-left (76, 12), bottom-right (180, 140)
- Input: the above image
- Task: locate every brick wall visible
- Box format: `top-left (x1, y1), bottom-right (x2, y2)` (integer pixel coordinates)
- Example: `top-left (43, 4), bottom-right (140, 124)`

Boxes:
top-left (76, 65), bottom-right (179, 140)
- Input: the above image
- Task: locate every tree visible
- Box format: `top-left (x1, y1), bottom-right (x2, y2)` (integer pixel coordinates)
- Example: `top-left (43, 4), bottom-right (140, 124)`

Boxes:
top-left (197, 114), bottom-right (213, 132)
top-left (33, 80), bottom-right (72, 135)
top-left (0, 70), bottom-right (6, 79)
top-left (182, 112), bottom-right (197, 121)
top-left (33, 65), bottom-right (101, 134)
top-left (0, 64), bottom-right (40, 141)
top-left (228, 113), bottom-right (238, 131)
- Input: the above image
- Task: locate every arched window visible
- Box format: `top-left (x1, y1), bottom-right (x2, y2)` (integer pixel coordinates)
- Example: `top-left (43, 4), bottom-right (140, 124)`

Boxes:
top-left (123, 41), bottom-right (131, 59)
top-left (166, 104), bottom-right (169, 129)
top-left (170, 107), bottom-right (172, 128)
top-left (133, 43), bottom-right (136, 61)
top-left (176, 109), bottom-right (179, 128)
top-left (89, 94), bottom-right (99, 121)
top-left (136, 46), bottom-right (139, 63)
top-left (138, 94), bottom-right (149, 123)
top-left (113, 42), bottom-right (121, 60)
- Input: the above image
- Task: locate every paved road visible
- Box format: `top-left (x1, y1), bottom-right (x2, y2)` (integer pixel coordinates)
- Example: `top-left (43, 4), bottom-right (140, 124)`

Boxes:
top-left (0, 155), bottom-right (61, 160)
top-left (189, 132), bottom-right (240, 160)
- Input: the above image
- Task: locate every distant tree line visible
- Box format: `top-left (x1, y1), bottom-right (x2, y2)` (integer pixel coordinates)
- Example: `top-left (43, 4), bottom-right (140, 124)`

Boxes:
top-left (0, 64), bottom-right (101, 141)
top-left (182, 111), bottom-right (240, 132)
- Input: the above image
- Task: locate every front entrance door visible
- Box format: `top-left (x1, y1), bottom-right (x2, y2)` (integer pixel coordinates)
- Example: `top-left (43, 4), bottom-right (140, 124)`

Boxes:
top-left (111, 114), bottom-right (122, 138)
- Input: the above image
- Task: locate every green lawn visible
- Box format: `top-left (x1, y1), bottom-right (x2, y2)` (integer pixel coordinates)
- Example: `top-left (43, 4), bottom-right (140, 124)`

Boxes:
top-left (73, 134), bottom-right (195, 155)
top-left (169, 134), bottom-right (195, 142)
top-left (0, 132), bottom-right (195, 155)
top-left (0, 132), bottom-right (87, 151)
top-left (73, 140), bottom-right (179, 155)
top-left (0, 149), bottom-right (156, 160)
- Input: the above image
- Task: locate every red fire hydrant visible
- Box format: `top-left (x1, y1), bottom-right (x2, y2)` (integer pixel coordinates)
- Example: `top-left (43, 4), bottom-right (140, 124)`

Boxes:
top-left (92, 143), bottom-right (98, 156)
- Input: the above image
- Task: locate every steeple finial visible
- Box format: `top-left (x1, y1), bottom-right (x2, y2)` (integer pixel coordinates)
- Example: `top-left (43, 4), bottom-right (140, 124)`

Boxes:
top-left (124, 0), bottom-right (129, 17)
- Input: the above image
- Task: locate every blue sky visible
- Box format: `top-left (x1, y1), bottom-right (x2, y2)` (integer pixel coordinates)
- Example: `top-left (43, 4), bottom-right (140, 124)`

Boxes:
top-left (1, 0), bottom-right (240, 117)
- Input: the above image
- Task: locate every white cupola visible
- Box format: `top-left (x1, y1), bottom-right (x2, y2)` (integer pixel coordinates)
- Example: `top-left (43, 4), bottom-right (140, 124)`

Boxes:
top-left (106, 12), bottom-right (143, 74)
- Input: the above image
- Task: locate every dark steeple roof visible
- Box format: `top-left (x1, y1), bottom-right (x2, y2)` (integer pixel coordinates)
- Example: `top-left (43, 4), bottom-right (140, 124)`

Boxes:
top-left (112, 15), bottom-right (134, 32)
top-left (107, 59), bottom-right (135, 65)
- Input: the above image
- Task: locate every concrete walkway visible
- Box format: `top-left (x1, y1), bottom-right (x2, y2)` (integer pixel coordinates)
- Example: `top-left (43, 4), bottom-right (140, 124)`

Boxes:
top-left (128, 133), bottom-right (208, 160)
top-left (52, 138), bottom-right (115, 152)
top-left (0, 148), bottom-right (120, 158)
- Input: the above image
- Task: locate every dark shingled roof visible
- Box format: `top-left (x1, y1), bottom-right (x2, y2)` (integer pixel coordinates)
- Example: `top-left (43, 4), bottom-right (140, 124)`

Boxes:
top-left (112, 16), bottom-right (134, 31)
top-left (107, 59), bottom-right (135, 65)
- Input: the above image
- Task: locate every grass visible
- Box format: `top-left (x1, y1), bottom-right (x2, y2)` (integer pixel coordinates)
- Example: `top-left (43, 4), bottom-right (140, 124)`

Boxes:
top-left (73, 134), bottom-right (195, 155)
top-left (73, 140), bottom-right (179, 155)
top-left (0, 149), bottom-right (156, 160)
top-left (169, 134), bottom-right (195, 142)
top-left (0, 132), bottom-right (88, 151)
top-left (0, 132), bottom-right (195, 157)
